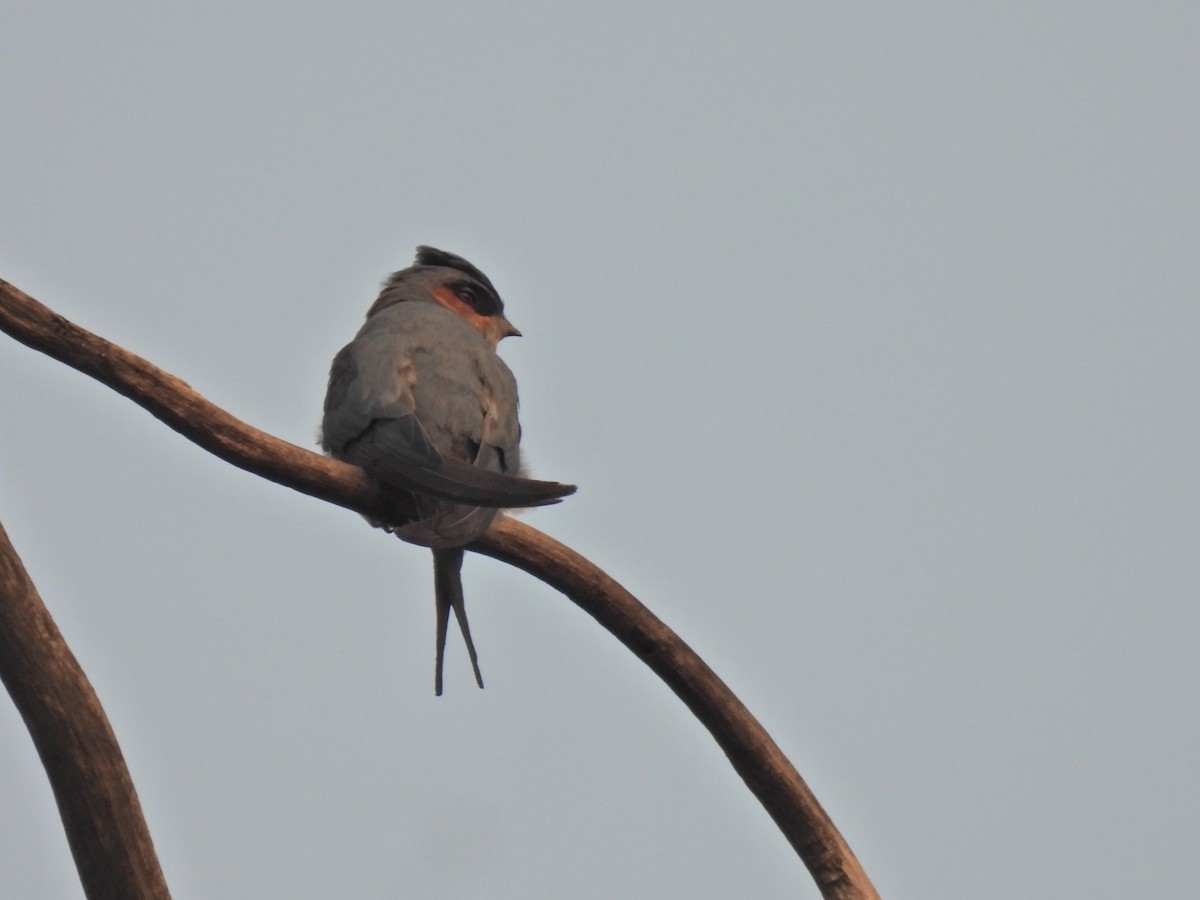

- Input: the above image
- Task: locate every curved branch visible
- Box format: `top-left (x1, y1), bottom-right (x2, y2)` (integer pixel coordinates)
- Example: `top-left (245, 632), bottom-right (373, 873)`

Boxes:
top-left (0, 277), bottom-right (878, 899)
top-left (475, 519), bottom-right (875, 897)
top-left (0, 279), bottom-right (410, 525)
top-left (0, 520), bottom-right (170, 900)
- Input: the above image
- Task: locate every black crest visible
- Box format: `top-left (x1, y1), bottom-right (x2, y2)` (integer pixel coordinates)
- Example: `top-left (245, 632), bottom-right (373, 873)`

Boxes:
top-left (414, 246), bottom-right (501, 299)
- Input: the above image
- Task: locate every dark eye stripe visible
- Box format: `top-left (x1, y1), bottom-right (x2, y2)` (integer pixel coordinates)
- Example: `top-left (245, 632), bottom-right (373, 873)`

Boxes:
top-left (452, 281), bottom-right (502, 316)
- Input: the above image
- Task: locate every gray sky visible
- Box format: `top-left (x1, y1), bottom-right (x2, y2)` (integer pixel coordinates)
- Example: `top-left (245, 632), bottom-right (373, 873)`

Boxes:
top-left (2, 4), bottom-right (1197, 898)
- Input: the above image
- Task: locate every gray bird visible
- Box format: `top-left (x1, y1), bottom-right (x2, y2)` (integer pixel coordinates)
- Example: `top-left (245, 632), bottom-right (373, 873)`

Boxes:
top-left (321, 246), bottom-right (573, 694)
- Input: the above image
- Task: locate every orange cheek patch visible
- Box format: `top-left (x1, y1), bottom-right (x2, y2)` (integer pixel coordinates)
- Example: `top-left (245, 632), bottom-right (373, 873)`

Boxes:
top-left (430, 285), bottom-right (493, 337)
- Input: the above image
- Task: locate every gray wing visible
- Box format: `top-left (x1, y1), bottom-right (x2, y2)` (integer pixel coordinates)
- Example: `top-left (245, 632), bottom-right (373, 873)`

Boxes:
top-left (322, 305), bottom-right (432, 458)
top-left (407, 331), bottom-right (522, 473)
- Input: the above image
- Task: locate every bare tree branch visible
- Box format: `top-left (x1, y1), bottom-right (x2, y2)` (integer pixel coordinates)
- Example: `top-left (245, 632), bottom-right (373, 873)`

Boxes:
top-left (0, 520), bottom-right (171, 900)
top-left (0, 279), bottom-right (412, 525)
top-left (475, 518), bottom-right (878, 898)
top-left (0, 277), bottom-right (879, 899)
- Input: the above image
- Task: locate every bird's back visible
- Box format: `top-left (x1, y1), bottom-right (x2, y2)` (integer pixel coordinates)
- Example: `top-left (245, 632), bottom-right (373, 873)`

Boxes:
top-left (322, 302), bottom-right (522, 547)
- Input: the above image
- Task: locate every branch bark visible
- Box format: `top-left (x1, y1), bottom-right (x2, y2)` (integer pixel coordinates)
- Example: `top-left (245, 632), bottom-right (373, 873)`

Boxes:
top-left (475, 518), bottom-right (878, 898)
top-left (0, 277), bottom-right (879, 899)
top-left (0, 520), bottom-right (170, 900)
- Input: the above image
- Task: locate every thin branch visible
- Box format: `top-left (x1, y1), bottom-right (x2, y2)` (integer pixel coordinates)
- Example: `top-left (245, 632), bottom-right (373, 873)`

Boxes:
top-left (0, 279), bottom-right (407, 524)
top-left (0, 277), bottom-right (879, 899)
top-left (0, 519), bottom-right (171, 900)
top-left (475, 518), bottom-right (877, 896)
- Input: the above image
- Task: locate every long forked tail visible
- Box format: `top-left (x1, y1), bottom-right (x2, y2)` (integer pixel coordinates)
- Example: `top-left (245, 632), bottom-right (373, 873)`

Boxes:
top-left (432, 547), bottom-right (484, 696)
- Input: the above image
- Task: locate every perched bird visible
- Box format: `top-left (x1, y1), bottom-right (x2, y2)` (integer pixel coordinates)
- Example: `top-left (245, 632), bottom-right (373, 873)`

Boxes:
top-left (321, 246), bottom-right (574, 694)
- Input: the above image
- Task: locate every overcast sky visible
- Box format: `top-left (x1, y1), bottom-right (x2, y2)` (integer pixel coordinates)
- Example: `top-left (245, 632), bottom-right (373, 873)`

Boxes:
top-left (1, 4), bottom-right (1197, 898)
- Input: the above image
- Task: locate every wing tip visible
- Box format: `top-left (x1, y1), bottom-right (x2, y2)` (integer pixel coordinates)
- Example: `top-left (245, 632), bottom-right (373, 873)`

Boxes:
top-left (428, 459), bottom-right (577, 508)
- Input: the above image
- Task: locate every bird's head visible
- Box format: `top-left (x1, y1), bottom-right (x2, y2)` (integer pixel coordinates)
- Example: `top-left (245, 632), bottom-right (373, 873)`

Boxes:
top-left (370, 246), bottom-right (521, 348)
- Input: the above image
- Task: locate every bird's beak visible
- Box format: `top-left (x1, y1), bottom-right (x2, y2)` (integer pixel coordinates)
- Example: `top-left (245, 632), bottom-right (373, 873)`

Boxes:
top-left (479, 314), bottom-right (522, 348)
